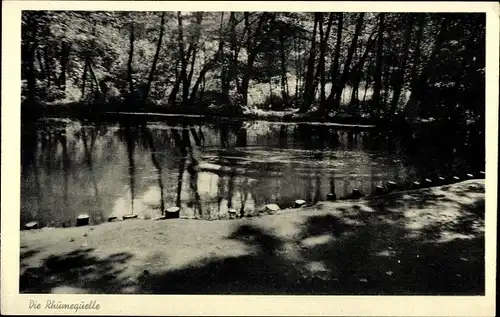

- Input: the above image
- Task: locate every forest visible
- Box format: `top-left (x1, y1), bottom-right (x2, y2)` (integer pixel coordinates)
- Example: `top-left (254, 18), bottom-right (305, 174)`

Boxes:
top-left (17, 10), bottom-right (488, 298)
top-left (21, 11), bottom-right (485, 126)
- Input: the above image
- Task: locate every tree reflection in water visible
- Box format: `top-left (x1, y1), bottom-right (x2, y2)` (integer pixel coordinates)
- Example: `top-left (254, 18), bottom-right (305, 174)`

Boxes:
top-left (20, 118), bottom-right (484, 227)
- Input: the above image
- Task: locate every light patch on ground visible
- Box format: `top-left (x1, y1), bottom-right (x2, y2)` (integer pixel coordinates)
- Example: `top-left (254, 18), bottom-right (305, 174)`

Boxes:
top-left (300, 235), bottom-right (336, 248)
top-left (50, 286), bottom-right (88, 294)
top-left (437, 232), bottom-right (476, 243)
top-left (20, 180), bottom-right (485, 295)
top-left (353, 204), bottom-right (375, 213)
top-left (303, 261), bottom-right (334, 280)
top-left (342, 218), bottom-right (365, 227)
top-left (375, 249), bottom-right (397, 257)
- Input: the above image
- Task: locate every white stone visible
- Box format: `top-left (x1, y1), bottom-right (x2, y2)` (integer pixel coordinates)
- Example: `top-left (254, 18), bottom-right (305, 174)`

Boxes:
top-left (25, 221), bottom-right (38, 229)
top-left (76, 214), bottom-right (90, 226)
top-left (166, 207), bottom-right (180, 213)
top-left (123, 214), bottom-right (138, 220)
top-left (294, 199), bottom-right (306, 207)
top-left (264, 204), bottom-right (280, 212)
top-left (164, 206), bottom-right (180, 219)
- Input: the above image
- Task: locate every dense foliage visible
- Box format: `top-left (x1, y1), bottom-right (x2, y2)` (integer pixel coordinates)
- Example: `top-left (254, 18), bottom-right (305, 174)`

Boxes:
top-left (21, 11), bottom-right (485, 123)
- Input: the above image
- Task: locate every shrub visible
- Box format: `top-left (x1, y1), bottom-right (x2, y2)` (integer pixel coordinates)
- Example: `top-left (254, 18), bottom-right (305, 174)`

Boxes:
top-left (257, 94), bottom-right (293, 111)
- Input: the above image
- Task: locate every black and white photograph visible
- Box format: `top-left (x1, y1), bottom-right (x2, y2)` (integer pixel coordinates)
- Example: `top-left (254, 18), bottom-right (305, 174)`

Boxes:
top-left (1, 1), bottom-right (498, 316)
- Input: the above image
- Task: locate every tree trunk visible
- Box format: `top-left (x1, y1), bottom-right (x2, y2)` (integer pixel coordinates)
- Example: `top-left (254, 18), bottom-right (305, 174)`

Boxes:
top-left (315, 13), bottom-right (324, 105)
top-left (187, 13), bottom-right (204, 90)
top-left (312, 13), bottom-right (334, 112)
top-left (44, 46), bottom-right (52, 88)
top-left (269, 72), bottom-right (273, 99)
top-left (81, 57), bottom-right (88, 100)
top-left (230, 13), bottom-right (239, 81)
top-left (405, 16), bottom-right (448, 119)
top-left (315, 13), bottom-right (334, 108)
top-left (127, 22), bottom-right (135, 94)
top-left (201, 76), bottom-right (206, 96)
top-left (58, 42), bottom-right (71, 92)
top-left (327, 13), bottom-right (344, 103)
top-left (300, 13), bottom-right (319, 113)
top-left (240, 53), bottom-right (256, 106)
top-left (144, 12), bottom-right (166, 101)
top-left (219, 12), bottom-right (229, 96)
top-left (403, 14), bottom-right (424, 118)
top-left (24, 18), bottom-right (39, 104)
top-left (90, 76), bottom-right (94, 100)
top-left (383, 64), bottom-right (392, 108)
top-left (177, 13), bottom-right (205, 104)
top-left (372, 13), bottom-right (385, 115)
top-left (410, 14), bottom-right (425, 91)
top-left (333, 13), bottom-right (365, 109)
top-left (168, 60), bottom-right (182, 105)
top-left (448, 20), bottom-right (482, 117)
top-left (390, 16), bottom-right (413, 114)
top-left (227, 12), bottom-right (238, 95)
top-left (279, 29), bottom-right (288, 103)
top-left (177, 12), bottom-right (189, 103)
top-left (240, 12), bottom-right (267, 107)
top-left (88, 58), bottom-right (101, 100)
top-left (349, 32), bottom-right (377, 107)
top-left (189, 46), bottom-right (224, 101)
top-left (36, 49), bottom-right (45, 80)
top-left (82, 22), bottom-right (97, 102)
top-left (294, 33), bottom-right (300, 97)
top-left (362, 55), bottom-right (373, 104)
top-left (201, 43), bottom-right (207, 97)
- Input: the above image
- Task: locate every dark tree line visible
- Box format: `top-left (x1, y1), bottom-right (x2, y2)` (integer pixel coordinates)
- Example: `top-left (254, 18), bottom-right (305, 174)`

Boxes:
top-left (22, 11), bottom-right (485, 124)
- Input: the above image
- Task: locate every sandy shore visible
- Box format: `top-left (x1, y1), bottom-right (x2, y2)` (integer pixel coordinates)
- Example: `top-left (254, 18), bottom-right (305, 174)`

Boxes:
top-left (20, 179), bottom-right (485, 295)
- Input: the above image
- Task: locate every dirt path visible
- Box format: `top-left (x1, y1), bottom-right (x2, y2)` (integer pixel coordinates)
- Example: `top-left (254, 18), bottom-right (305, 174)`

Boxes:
top-left (20, 180), bottom-right (485, 295)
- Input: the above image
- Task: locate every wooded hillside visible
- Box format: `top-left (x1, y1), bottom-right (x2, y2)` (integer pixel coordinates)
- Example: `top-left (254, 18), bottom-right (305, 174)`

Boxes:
top-left (22, 11), bottom-right (485, 123)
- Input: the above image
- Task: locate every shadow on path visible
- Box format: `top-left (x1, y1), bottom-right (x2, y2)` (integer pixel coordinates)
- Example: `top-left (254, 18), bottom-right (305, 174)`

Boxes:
top-left (20, 248), bottom-right (134, 293)
top-left (20, 182), bottom-right (485, 295)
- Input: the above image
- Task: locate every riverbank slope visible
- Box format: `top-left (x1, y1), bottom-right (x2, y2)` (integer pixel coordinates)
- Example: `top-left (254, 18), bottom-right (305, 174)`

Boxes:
top-left (20, 179), bottom-right (485, 295)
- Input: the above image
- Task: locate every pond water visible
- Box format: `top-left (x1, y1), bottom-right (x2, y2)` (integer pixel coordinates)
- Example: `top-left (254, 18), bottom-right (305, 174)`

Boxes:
top-left (21, 116), bottom-right (484, 228)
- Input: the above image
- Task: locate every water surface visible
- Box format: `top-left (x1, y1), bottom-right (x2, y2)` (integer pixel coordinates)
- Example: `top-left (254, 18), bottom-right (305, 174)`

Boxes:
top-left (20, 117), bottom-right (483, 228)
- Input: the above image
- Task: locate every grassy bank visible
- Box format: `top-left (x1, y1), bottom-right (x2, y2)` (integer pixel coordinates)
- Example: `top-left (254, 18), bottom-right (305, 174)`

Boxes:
top-left (24, 101), bottom-right (481, 135)
top-left (22, 100), bottom-right (382, 128)
top-left (20, 179), bottom-right (484, 295)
